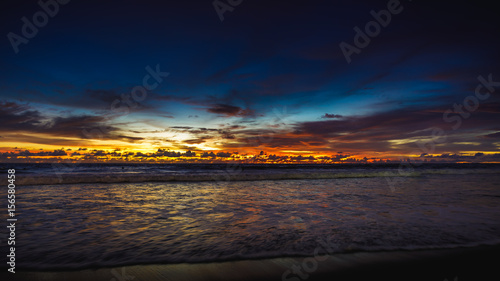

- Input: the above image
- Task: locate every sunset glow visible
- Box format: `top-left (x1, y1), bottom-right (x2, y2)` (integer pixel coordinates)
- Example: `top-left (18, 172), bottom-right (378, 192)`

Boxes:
top-left (1, 1), bottom-right (499, 164)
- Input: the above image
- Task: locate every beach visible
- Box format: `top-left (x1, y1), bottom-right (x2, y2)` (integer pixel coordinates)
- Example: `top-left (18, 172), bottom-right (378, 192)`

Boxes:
top-left (3, 245), bottom-right (498, 281)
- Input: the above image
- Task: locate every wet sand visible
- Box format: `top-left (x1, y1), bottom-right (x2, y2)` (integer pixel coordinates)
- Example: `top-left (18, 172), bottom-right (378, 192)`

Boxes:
top-left (3, 245), bottom-right (498, 281)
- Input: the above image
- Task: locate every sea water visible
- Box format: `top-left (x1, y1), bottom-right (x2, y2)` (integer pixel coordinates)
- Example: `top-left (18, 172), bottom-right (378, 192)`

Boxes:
top-left (1, 163), bottom-right (499, 269)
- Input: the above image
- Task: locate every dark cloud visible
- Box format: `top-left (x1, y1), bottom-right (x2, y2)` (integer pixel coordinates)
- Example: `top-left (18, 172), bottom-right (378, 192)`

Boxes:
top-left (92, 150), bottom-right (107, 157)
top-left (0, 149), bottom-right (67, 160)
top-left (289, 155), bottom-right (316, 161)
top-left (17, 149), bottom-right (66, 156)
top-left (483, 132), bottom-right (500, 138)
top-left (216, 152), bottom-right (232, 158)
top-left (319, 154), bottom-right (351, 161)
top-left (123, 149), bottom-right (198, 158)
top-left (117, 135), bottom-right (144, 142)
top-left (297, 103), bottom-right (500, 140)
top-left (0, 101), bottom-right (139, 142)
top-left (199, 151), bottom-right (233, 158)
top-left (321, 113), bottom-right (343, 119)
top-left (183, 136), bottom-right (213, 145)
top-left (205, 104), bottom-right (254, 117)
top-left (151, 149), bottom-right (196, 158)
top-left (168, 125), bottom-right (238, 142)
top-left (226, 125), bottom-right (246, 130)
top-left (0, 101), bottom-right (43, 131)
top-left (420, 153), bottom-right (500, 162)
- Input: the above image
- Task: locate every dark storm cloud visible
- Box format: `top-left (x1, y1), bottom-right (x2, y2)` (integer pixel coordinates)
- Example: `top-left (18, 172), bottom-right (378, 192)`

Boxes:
top-left (44, 115), bottom-right (116, 138)
top-left (0, 101), bottom-right (139, 142)
top-left (0, 101), bottom-right (43, 131)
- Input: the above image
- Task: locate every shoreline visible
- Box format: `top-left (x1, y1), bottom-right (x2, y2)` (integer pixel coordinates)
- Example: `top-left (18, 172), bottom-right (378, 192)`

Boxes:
top-left (3, 245), bottom-right (498, 281)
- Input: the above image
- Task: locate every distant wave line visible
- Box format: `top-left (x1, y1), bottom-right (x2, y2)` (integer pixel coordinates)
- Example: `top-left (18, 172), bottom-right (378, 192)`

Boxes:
top-left (11, 168), bottom-right (499, 186)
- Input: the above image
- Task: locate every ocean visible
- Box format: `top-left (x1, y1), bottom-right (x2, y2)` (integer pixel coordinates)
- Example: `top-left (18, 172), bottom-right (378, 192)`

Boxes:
top-left (1, 163), bottom-right (500, 270)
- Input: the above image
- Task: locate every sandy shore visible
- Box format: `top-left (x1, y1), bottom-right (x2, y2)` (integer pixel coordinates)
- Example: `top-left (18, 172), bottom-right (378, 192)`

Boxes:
top-left (3, 245), bottom-right (498, 281)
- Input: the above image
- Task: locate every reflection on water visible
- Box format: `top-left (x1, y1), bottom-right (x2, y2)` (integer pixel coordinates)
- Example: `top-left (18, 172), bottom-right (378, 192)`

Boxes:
top-left (5, 173), bottom-right (500, 269)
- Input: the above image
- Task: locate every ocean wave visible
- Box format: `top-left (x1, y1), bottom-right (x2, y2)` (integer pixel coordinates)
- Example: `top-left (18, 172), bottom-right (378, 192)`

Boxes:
top-left (8, 239), bottom-right (500, 270)
top-left (9, 168), bottom-right (499, 185)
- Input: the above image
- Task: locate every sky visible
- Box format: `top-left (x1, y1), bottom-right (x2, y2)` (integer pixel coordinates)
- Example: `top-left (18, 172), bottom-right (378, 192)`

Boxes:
top-left (1, 0), bottom-right (499, 163)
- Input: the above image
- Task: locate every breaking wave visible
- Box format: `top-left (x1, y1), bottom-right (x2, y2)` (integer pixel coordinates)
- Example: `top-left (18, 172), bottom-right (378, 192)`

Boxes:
top-left (12, 168), bottom-right (499, 186)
